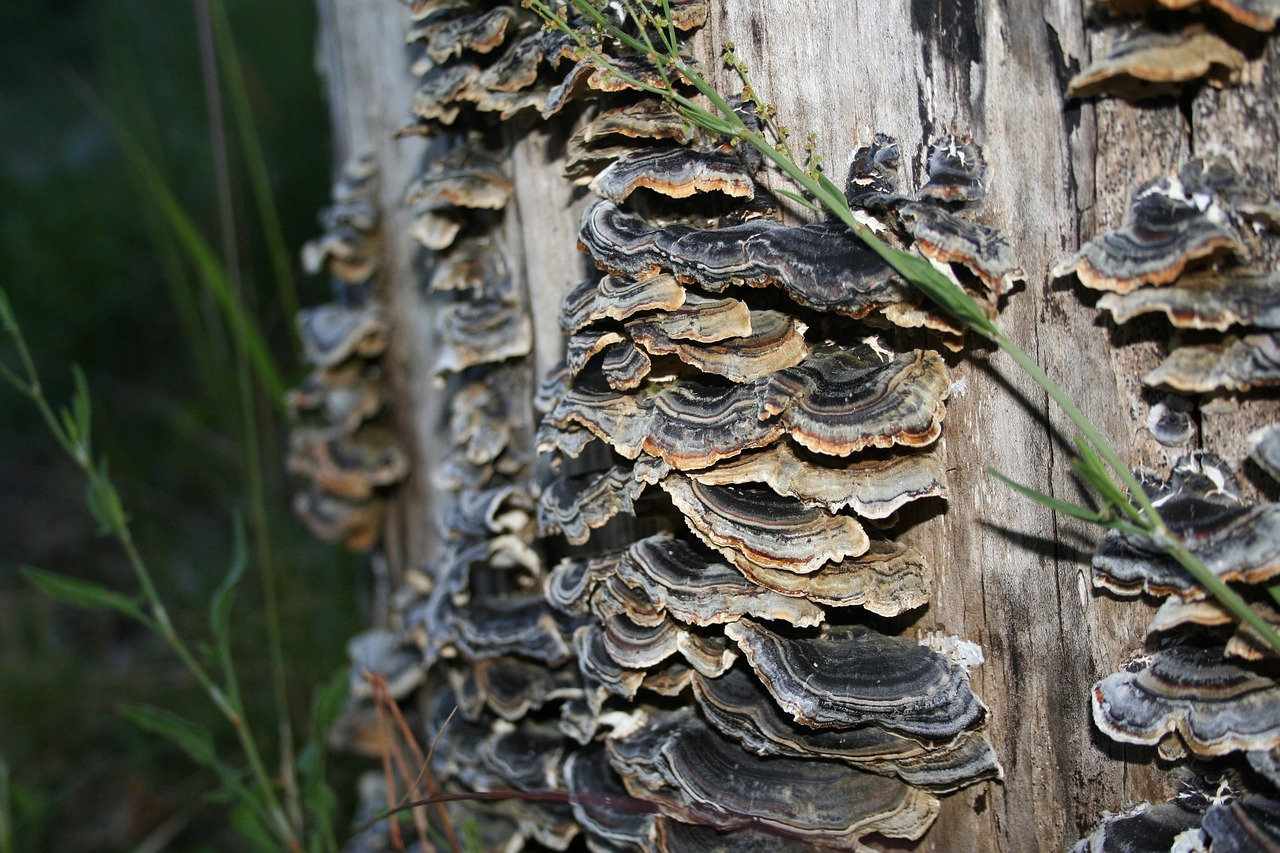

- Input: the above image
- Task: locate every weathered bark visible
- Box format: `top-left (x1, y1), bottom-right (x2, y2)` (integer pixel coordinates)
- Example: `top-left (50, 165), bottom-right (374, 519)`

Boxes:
top-left (314, 0), bottom-right (1278, 849)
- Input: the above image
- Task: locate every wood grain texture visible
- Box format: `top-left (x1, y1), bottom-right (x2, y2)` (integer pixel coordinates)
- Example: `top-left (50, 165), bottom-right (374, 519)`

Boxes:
top-left (315, 0), bottom-right (441, 590)
top-left (315, 0), bottom-right (1276, 848)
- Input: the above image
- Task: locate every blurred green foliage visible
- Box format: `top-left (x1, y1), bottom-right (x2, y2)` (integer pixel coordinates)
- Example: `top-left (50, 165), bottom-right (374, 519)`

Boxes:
top-left (0, 1), bottom-right (364, 849)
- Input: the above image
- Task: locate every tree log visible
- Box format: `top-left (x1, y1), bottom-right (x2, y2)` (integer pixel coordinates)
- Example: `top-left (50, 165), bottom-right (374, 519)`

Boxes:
top-left (313, 0), bottom-right (1278, 848)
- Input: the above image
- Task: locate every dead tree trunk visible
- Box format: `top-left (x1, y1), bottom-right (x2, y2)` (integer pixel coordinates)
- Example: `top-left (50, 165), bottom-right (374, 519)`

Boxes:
top-left (312, 0), bottom-right (1279, 849)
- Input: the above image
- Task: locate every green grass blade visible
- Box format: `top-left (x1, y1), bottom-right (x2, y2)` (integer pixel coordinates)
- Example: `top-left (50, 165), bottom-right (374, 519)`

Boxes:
top-left (208, 0), bottom-right (300, 339)
top-left (773, 188), bottom-right (821, 212)
top-left (231, 800), bottom-right (281, 853)
top-left (985, 468), bottom-right (1108, 524)
top-left (21, 566), bottom-right (148, 624)
top-left (118, 704), bottom-right (279, 842)
top-left (70, 366), bottom-right (93, 459)
top-left (0, 756), bottom-right (10, 853)
top-left (210, 516), bottom-right (249, 658)
top-left (310, 666), bottom-right (350, 739)
top-left (66, 75), bottom-right (288, 404)
top-left (85, 462), bottom-right (128, 535)
top-left (1071, 436), bottom-right (1146, 526)
top-left (298, 665), bottom-right (348, 852)
top-left (116, 704), bottom-right (219, 768)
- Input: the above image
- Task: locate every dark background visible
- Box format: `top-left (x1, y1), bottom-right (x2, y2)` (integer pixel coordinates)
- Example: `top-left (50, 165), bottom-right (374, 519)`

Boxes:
top-left (0, 1), bottom-right (365, 848)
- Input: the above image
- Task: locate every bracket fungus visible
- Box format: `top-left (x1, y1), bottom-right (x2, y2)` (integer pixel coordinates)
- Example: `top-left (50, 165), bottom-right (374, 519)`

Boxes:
top-left (725, 619), bottom-right (990, 741)
top-left (1100, 0), bottom-right (1280, 31)
top-left (1143, 332), bottom-right (1280, 393)
top-left (688, 442), bottom-right (948, 518)
top-left (1092, 640), bottom-right (1280, 758)
top-left (659, 475), bottom-right (871, 574)
top-left (1064, 146), bottom-right (1280, 846)
top-left (1097, 269), bottom-right (1280, 332)
top-left (319, 4), bottom-right (1014, 849)
top-left (1093, 453), bottom-right (1280, 598)
top-left (1052, 174), bottom-right (1242, 293)
top-left (1067, 25), bottom-right (1246, 99)
top-left (589, 148), bottom-right (755, 203)
top-left (918, 134), bottom-right (987, 204)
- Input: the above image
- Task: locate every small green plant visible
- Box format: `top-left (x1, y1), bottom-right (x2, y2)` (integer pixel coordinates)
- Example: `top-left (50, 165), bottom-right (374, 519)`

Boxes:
top-left (0, 756), bottom-right (12, 853)
top-left (525, 0), bottom-right (1280, 656)
top-left (0, 288), bottom-right (348, 852)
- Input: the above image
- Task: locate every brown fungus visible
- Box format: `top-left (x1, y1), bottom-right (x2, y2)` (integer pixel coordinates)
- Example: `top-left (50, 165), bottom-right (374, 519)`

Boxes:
top-left (449, 374), bottom-right (519, 467)
top-left (285, 362), bottom-right (384, 435)
top-left (1100, 0), bottom-right (1280, 31)
top-left (1052, 174), bottom-right (1243, 293)
top-left (1252, 424), bottom-right (1280, 482)
top-left (1094, 454), bottom-right (1280, 598)
top-left (898, 202), bottom-right (1024, 303)
top-left (474, 27), bottom-right (571, 94)
top-left (689, 441), bottom-right (948, 518)
top-left (1097, 269), bottom-right (1280, 331)
top-left (600, 340), bottom-right (652, 390)
top-left (408, 209), bottom-right (463, 251)
top-left (615, 534), bottom-right (826, 628)
top-left (590, 148), bottom-right (756, 203)
top-left (545, 550), bottom-right (620, 617)
top-left (918, 134), bottom-right (987, 204)
top-left (286, 426), bottom-right (410, 501)
top-left (563, 746), bottom-right (657, 849)
top-left (565, 101), bottom-right (697, 179)
top-left (434, 295), bottom-right (534, 376)
top-left (345, 629), bottom-right (424, 701)
top-left (292, 488), bottom-right (382, 552)
top-left (660, 475), bottom-right (870, 574)
top-left (565, 328), bottom-right (627, 375)
top-left (441, 486), bottom-right (534, 543)
top-left (542, 55), bottom-right (695, 117)
top-left (653, 816), bottom-right (823, 853)
top-left (297, 303), bottom-right (390, 369)
top-left (544, 380), bottom-right (783, 468)
top-left (559, 273), bottom-right (686, 334)
top-left (759, 345), bottom-right (951, 456)
top-left (1070, 798), bottom-right (1209, 853)
top-left (618, 713), bottom-right (942, 849)
top-left (627, 309), bottom-right (809, 383)
top-left (537, 464), bottom-right (645, 545)
top-left (1143, 332), bottom-right (1280, 393)
top-left (409, 63), bottom-right (477, 125)
top-left (725, 618), bottom-right (989, 740)
top-left (733, 538), bottom-right (932, 615)
top-left (407, 7), bottom-right (515, 64)
top-left (623, 292), bottom-right (753, 344)
top-left (471, 657), bottom-right (583, 721)
top-left (1092, 640), bottom-right (1280, 757)
top-left (575, 622), bottom-right (646, 706)
top-left (403, 145), bottom-right (513, 212)
top-left (691, 663), bottom-right (1002, 793)
top-left (444, 592), bottom-right (574, 667)
top-left (1202, 795), bottom-right (1280, 852)
top-left (578, 200), bottom-right (915, 318)
top-left (844, 133), bottom-right (908, 211)
top-left (1066, 25), bottom-right (1246, 100)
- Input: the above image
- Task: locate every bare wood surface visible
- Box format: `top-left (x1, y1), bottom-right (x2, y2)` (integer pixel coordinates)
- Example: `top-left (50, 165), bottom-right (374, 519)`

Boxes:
top-left (315, 0), bottom-right (441, 589)
top-left (314, 0), bottom-right (1275, 848)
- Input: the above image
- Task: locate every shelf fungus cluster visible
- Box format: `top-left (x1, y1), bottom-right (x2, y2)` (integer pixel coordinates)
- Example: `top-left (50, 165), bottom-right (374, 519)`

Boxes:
top-left (287, 155), bottom-right (408, 551)
top-left (1070, 452), bottom-right (1280, 850)
top-left (1055, 156), bottom-right (1280, 400)
top-left (1062, 155), bottom-right (1280, 849)
top-left (523, 13), bottom-right (1006, 848)
top-left (1067, 0), bottom-right (1278, 99)
top-left (315, 2), bottom-right (1011, 851)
